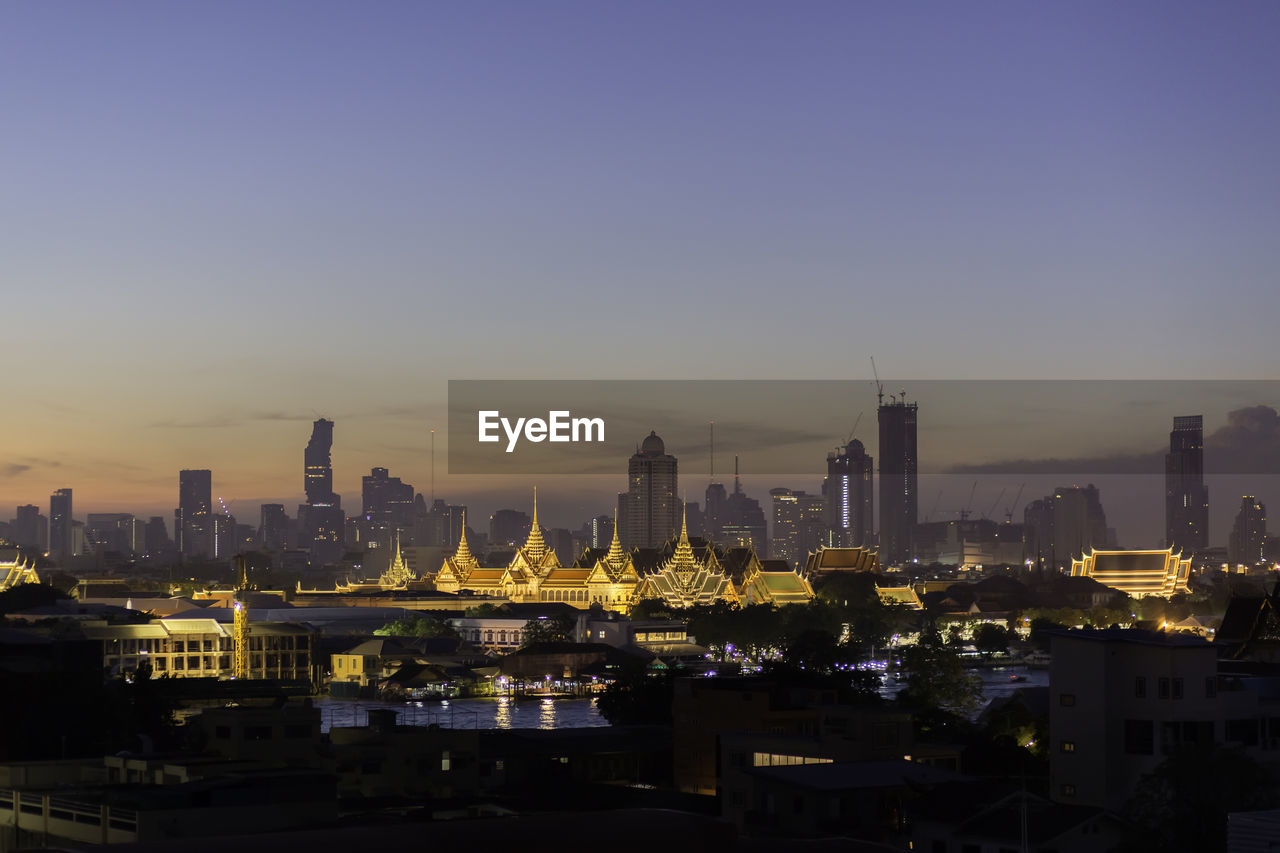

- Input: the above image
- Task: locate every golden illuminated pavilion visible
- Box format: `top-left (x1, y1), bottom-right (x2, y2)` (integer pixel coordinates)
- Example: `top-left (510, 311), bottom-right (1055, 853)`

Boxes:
top-left (431, 494), bottom-right (815, 612)
top-left (1071, 548), bottom-right (1191, 598)
top-left (1, 549), bottom-right (40, 591)
top-left (634, 507), bottom-right (738, 608)
top-left (378, 531), bottom-right (414, 588)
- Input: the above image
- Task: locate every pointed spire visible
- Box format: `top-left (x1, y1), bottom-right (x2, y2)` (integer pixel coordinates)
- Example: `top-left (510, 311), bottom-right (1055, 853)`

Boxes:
top-left (522, 487), bottom-right (548, 563)
top-left (381, 529), bottom-right (413, 587)
top-left (453, 510), bottom-right (478, 569)
top-left (604, 507), bottom-right (626, 570)
top-left (669, 500), bottom-right (698, 576)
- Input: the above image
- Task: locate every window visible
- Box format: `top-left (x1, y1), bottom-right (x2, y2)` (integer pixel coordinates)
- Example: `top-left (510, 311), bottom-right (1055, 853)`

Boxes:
top-left (1124, 719), bottom-right (1154, 755)
top-left (1159, 677), bottom-right (1170, 699)
top-left (1206, 677), bottom-right (1217, 699)
top-left (1172, 678), bottom-right (1184, 700)
top-left (1059, 693), bottom-right (1076, 707)
top-left (1061, 741), bottom-right (1076, 753)
top-left (214, 726), bottom-right (231, 739)
top-left (1060, 784), bottom-right (1076, 797)
top-left (1135, 676), bottom-right (1146, 698)
top-left (441, 750), bottom-right (451, 771)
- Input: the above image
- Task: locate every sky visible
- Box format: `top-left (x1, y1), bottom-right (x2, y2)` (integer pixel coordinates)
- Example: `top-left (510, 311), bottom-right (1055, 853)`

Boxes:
top-left (2, 2), bottom-right (1279, 543)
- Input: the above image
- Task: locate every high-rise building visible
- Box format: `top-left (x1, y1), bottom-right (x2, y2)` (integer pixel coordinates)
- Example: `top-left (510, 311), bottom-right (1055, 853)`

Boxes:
top-left (144, 516), bottom-right (171, 555)
top-left (49, 488), bottom-right (73, 558)
top-left (704, 482), bottom-right (727, 542)
top-left (878, 395), bottom-right (918, 565)
top-left (12, 505), bottom-right (47, 552)
top-left (305, 418), bottom-right (337, 504)
top-left (771, 488), bottom-right (828, 567)
top-left (302, 419), bottom-right (344, 565)
top-left (824, 439), bottom-right (874, 547)
top-left (361, 467), bottom-right (415, 548)
top-left (722, 457), bottom-right (767, 553)
top-left (1052, 484), bottom-right (1112, 563)
top-left (620, 431), bottom-right (679, 548)
top-left (85, 513), bottom-right (141, 554)
top-left (1229, 496), bottom-right (1267, 566)
top-left (490, 509), bottom-right (532, 549)
top-left (176, 469), bottom-right (212, 558)
top-left (1165, 415), bottom-right (1209, 553)
top-left (260, 504), bottom-right (288, 551)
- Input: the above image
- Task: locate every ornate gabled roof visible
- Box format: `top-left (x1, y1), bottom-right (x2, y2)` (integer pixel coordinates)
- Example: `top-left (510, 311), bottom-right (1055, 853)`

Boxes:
top-left (522, 488), bottom-right (548, 563)
top-left (664, 503), bottom-right (699, 576)
top-left (1, 551), bottom-right (40, 591)
top-left (603, 509), bottom-right (629, 574)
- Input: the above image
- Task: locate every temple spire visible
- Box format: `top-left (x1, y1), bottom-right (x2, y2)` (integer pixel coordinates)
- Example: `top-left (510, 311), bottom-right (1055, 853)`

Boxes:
top-left (604, 507), bottom-right (626, 569)
top-left (522, 488), bottom-right (548, 562)
top-left (453, 510), bottom-right (478, 569)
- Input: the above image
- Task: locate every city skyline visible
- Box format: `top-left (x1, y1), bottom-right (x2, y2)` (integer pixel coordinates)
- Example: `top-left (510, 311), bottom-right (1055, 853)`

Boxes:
top-left (2, 3), bottom-right (1279, 549)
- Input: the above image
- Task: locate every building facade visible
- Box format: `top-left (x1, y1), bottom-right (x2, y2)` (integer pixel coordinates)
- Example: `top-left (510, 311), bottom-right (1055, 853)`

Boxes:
top-left (1165, 414), bottom-right (1209, 553)
top-left (1229, 496), bottom-right (1268, 567)
top-left (620, 431), bottom-right (679, 548)
top-left (824, 439), bottom-right (873, 548)
top-left (877, 397), bottom-right (917, 565)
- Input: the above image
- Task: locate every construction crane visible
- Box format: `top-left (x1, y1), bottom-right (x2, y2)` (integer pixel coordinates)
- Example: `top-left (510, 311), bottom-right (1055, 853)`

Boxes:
top-left (232, 554), bottom-right (253, 680)
top-left (959, 481), bottom-right (978, 521)
top-left (845, 412), bottom-right (863, 444)
top-left (983, 487), bottom-right (1007, 521)
top-left (1005, 483), bottom-right (1027, 524)
top-left (871, 357), bottom-right (884, 407)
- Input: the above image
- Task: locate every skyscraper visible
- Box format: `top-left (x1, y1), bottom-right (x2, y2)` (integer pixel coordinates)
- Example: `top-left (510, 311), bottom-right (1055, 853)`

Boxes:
top-left (1229, 496), bottom-right (1267, 566)
top-left (771, 488), bottom-right (828, 567)
top-left (302, 418), bottom-right (344, 565)
top-left (878, 394), bottom-right (918, 565)
top-left (1165, 415), bottom-right (1209, 553)
top-left (824, 439), bottom-right (874, 547)
top-left (176, 469), bottom-right (212, 558)
top-left (722, 456), bottom-right (767, 553)
top-left (12, 505), bottom-right (47, 552)
top-left (49, 488), bottom-right (73, 558)
top-left (361, 467), bottom-right (415, 548)
top-left (1052, 484), bottom-right (1112, 563)
top-left (620, 431), bottom-right (679, 548)
top-left (260, 504), bottom-right (288, 551)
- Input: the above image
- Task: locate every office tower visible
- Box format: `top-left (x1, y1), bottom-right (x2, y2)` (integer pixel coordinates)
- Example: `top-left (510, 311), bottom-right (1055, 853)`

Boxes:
top-left (490, 509), bottom-right (532, 549)
top-left (12, 505), bottom-right (47, 551)
top-left (1229, 496), bottom-right (1267, 566)
top-left (49, 488), bottom-right (73, 558)
top-left (824, 439), bottom-right (874, 547)
top-left (589, 514), bottom-right (615, 549)
top-left (212, 512), bottom-right (237, 558)
top-left (260, 504), bottom-right (288, 551)
top-left (305, 418), bottom-right (337, 504)
top-left (144, 516), bottom-right (171, 555)
top-left (361, 467), bottom-right (415, 548)
top-left (878, 393), bottom-right (918, 565)
top-left (720, 456), bottom-right (767, 553)
top-left (1165, 415), bottom-right (1209, 553)
top-left (421, 499), bottom-right (466, 548)
top-left (85, 513), bottom-right (139, 554)
top-left (704, 482), bottom-right (727, 542)
top-left (176, 469), bottom-right (212, 558)
top-left (771, 488), bottom-right (829, 567)
top-left (1051, 484), bottom-right (1112, 563)
top-left (302, 419), bottom-right (344, 565)
top-left (621, 431), bottom-right (679, 548)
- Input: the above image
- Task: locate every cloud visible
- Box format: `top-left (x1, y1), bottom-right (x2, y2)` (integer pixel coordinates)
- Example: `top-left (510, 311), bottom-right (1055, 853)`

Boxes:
top-left (149, 411), bottom-right (320, 429)
top-left (948, 405), bottom-right (1280, 475)
top-left (2, 464), bottom-right (31, 477)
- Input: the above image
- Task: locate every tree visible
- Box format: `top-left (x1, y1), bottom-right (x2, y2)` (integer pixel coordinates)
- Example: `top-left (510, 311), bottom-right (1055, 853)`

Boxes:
top-left (973, 623), bottom-right (1010, 658)
top-left (1121, 745), bottom-right (1275, 853)
top-left (596, 666), bottom-right (673, 725)
top-left (520, 613), bottom-right (575, 646)
top-left (896, 631), bottom-right (982, 717)
top-left (0, 583), bottom-right (68, 615)
top-left (373, 616), bottom-right (458, 639)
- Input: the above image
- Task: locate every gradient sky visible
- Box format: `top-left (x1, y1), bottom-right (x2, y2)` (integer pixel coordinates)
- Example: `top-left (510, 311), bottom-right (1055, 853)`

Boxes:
top-left (3, 2), bottom-right (1279, 543)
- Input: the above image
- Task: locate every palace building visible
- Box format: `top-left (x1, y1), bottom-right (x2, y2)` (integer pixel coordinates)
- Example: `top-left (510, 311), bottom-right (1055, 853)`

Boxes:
top-left (1070, 547), bottom-right (1192, 598)
top-left (433, 496), bottom-right (815, 613)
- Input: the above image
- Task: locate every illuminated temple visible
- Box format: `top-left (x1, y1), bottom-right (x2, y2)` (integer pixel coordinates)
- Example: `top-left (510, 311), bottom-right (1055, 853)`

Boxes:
top-left (1070, 547), bottom-right (1192, 598)
top-left (1, 549), bottom-right (40, 591)
top-left (433, 498), bottom-right (814, 612)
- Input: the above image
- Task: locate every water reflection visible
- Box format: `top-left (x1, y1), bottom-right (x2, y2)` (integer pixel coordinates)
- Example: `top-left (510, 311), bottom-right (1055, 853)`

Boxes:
top-left (316, 695), bottom-right (605, 732)
top-left (494, 695), bottom-right (511, 729)
top-left (538, 697), bottom-right (556, 730)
